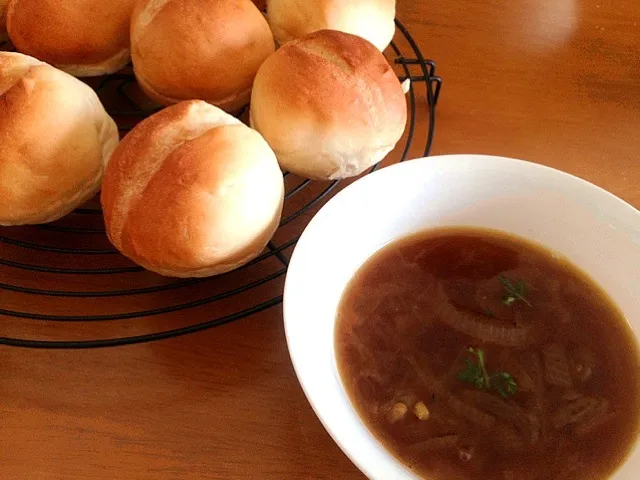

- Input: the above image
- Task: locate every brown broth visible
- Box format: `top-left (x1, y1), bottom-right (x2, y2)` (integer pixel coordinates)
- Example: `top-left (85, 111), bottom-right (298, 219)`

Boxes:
top-left (335, 227), bottom-right (640, 480)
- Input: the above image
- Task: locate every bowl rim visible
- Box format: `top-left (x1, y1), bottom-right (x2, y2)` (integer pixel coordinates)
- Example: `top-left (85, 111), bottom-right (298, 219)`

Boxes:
top-left (283, 154), bottom-right (640, 480)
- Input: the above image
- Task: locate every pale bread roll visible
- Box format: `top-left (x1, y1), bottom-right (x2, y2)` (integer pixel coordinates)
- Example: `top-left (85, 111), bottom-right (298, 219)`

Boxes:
top-left (131, 0), bottom-right (275, 112)
top-left (266, 0), bottom-right (396, 51)
top-left (6, 0), bottom-right (134, 76)
top-left (250, 30), bottom-right (407, 180)
top-left (0, 52), bottom-right (119, 225)
top-left (0, 0), bottom-right (8, 41)
top-left (101, 101), bottom-right (285, 278)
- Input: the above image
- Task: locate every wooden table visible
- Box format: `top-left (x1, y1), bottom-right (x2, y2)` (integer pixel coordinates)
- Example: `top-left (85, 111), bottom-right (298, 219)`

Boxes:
top-left (1, 1), bottom-right (639, 478)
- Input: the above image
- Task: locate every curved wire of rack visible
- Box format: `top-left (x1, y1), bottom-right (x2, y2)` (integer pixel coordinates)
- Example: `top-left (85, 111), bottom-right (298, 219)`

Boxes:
top-left (0, 19), bottom-right (442, 348)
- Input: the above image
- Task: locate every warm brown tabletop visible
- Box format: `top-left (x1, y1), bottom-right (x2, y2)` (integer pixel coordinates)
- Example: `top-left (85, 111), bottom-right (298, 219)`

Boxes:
top-left (1, 1), bottom-right (639, 479)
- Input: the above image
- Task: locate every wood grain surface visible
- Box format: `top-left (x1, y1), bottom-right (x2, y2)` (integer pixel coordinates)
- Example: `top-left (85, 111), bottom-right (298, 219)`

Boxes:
top-left (1, 0), bottom-right (639, 479)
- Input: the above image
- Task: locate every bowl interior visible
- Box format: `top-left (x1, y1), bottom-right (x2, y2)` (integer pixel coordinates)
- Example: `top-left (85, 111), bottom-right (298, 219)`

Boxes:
top-left (283, 154), bottom-right (640, 480)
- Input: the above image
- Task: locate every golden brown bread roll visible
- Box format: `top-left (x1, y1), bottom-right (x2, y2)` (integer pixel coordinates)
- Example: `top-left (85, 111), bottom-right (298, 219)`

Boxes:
top-left (0, 52), bottom-right (119, 225)
top-left (131, 0), bottom-right (275, 112)
top-left (0, 0), bottom-right (8, 41)
top-left (6, 0), bottom-right (134, 77)
top-left (266, 0), bottom-right (396, 51)
top-left (101, 100), bottom-right (284, 278)
top-left (250, 30), bottom-right (407, 180)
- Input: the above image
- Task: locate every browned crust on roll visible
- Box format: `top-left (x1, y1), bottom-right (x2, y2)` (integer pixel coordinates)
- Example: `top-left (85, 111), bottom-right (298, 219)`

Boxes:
top-left (134, 63), bottom-right (252, 113)
top-left (250, 29), bottom-right (407, 180)
top-left (266, 0), bottom-right (396, 51)
top-left (101, 100), bottom-right (284, 278)
top-left (0, 52), bottom-right (119, 225)
top-left (131, 0), bottom-right (274, 111)
top-left (6, 0), bottom-right (134, 76)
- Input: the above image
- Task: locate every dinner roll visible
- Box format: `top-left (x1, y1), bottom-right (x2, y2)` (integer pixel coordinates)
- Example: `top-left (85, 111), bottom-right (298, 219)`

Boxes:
top-left (101, 101), bottom-right (284, 278)
top-left (131, 0), bottom-right (275, 112)
top-left (6, 0), bottom-right (134, 76)
top-left (266, 0), bottom-right (396, 51)
top-left (250, 30), bottom-right (407, 180)
top-left (0, 52), bottom-right (119, 226)
top-left (0, 0), bottom-right (8, 41)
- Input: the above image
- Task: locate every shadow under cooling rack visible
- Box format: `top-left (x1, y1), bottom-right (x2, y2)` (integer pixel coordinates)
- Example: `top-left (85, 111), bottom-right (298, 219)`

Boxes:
top-left (0, 19), bottom-right (442, 348)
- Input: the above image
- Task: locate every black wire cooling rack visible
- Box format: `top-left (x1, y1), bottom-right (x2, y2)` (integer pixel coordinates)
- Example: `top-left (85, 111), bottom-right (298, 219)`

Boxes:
top-left (0, 19), bottom-right (442, 348)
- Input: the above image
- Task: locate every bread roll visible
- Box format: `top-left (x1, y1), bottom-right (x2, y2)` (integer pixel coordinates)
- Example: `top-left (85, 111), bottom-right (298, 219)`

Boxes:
top-left (266, 0), bottom-right (396, 51)
top-left (6, 0), bottom-right (134, 77)
top-left (131, 0), bottom-right (275, 112)
top-left (101, 101), bottom-right (284, 278)
top-left (0, 52), bottom-right (119, 226)
top-left (0, 0), bottom-right (8, 41)
top-left (250, 30), bottom-right (407, 180)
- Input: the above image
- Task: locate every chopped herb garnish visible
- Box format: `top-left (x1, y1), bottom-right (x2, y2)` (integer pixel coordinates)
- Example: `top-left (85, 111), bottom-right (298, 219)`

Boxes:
top-left (457, 347), bottom-right (518, 398)
top-left (457, 347), bottom-right (489, 389)
top-left (491, 371), bottom-right (519, 398)
top-left (498, 274), bottom-right (532, 307)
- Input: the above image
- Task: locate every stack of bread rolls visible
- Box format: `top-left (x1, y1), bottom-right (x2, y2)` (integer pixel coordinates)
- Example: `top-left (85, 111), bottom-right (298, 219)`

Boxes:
top-left (0, 0), bottom-right (407, 278)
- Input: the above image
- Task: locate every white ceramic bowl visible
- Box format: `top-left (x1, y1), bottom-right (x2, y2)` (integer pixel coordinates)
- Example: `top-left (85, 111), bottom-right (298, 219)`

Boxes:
top-left (283, 154), bottom-right (640, 480)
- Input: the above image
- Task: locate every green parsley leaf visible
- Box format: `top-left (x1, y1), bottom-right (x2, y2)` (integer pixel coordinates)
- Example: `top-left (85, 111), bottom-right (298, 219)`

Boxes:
top-left (498, 274), bottom-right (532, 307)
top-left (456, 347), bottom-right (519, 398)
top-left (489, 371), bottom-right (519, 398)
